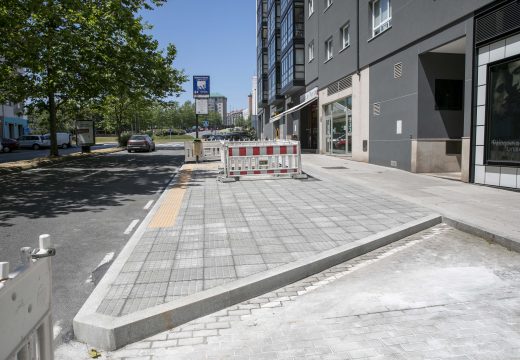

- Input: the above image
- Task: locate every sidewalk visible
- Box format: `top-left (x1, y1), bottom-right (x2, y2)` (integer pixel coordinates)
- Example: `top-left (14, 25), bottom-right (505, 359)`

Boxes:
top-left (73, 162), bottom-right (438, 350)
top-left (301, 154), bottom-right (520, 248)
top-left (68, 155), bottom-right (520, 358)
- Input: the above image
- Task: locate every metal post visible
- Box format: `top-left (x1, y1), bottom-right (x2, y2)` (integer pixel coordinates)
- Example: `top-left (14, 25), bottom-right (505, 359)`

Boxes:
top-left (196, 114), bottom-right (199, 163)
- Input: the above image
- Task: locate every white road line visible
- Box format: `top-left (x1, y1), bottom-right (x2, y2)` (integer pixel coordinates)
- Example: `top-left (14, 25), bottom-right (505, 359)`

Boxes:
top-left (144, 200), bottom-right (154, 210)
top-left (124, 219), bottom-right (140, 235)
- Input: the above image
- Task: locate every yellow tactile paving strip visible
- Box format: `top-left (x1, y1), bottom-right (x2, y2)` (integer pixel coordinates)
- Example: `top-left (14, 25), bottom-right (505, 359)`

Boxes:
top-left (148, 169), bottom-right (192, 228)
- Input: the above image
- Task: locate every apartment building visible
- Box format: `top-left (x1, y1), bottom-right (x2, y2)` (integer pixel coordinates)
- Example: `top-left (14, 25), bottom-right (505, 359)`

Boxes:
top-left (226, 109), bottom-right (245, 126)
top-left (207, 93), bottom-right (227, 125)
top-left (257, 0), bottom-right (313, 146)
top-left (0, 102), bottom-right (28, 140)
top-left (258, 0), bottom-right (520, 189)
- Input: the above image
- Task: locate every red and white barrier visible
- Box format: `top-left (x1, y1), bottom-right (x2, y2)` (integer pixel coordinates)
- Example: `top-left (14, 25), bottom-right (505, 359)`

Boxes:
top-left (219, 141), bottom-right (306, 181)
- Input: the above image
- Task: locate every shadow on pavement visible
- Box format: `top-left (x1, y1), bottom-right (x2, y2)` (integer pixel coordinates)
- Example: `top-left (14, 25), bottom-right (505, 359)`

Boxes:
top-left (0, 153), bottom-right (183, 227)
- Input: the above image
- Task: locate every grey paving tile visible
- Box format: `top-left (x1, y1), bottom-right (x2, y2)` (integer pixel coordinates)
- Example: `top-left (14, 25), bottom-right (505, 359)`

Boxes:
top-left (235, 264), bottom-right (268, 278)
top-left (170, 268), bottom-right (204, 282)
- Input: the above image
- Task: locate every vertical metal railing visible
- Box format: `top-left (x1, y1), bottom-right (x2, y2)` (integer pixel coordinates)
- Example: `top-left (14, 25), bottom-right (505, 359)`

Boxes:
top-left (0, 234), bottom-right (56, 360)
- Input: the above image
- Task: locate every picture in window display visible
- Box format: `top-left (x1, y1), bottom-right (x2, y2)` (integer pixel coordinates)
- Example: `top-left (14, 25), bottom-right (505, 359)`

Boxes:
top-left (487, 57), bottom-right (520, 163)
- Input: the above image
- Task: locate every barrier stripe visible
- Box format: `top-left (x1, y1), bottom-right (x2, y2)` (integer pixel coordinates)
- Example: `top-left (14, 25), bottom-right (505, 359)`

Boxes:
top-left (227, 145), bottom-right (301, 157)
top-left (222, 141), bottom-right (302, 179)
top-left (229, 168), bottom-right (298, 176)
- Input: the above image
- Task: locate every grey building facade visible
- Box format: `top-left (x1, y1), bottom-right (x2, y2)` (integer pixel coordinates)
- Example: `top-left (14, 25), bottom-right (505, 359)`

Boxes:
top-left (257, 0), bottom-right (520, 189)
top-left (297, 0), bottom-right (520, 189)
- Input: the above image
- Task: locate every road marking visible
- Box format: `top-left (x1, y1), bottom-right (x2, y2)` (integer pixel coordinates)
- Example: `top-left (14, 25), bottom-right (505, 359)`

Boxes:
top-left (124, 219), bottom-right (140, 235)
top-left (144, 200), bottom-right (154, 210)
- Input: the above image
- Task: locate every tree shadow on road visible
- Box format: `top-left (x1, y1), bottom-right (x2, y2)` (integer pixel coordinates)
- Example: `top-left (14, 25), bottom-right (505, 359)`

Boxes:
top-left (0, 153), bottom-right (184, 227)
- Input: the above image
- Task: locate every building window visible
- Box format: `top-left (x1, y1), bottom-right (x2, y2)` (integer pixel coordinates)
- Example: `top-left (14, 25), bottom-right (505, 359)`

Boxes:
top-left (308, 41), bottom-right (314, 62)
top-left (324, 0), bottom-right (333, 10)
top-left (371, 0), bottom-right (391, 37)
top-left (340, 24), bottom-right (350, 50)
top-left (281, 0), bottom-right (290, 14)
top-left (281, 49), bottom-right (294, 89)
top-left (325, 37), bottom-right (333, 62)
top-left (268, 70), bottom-right (278, 100)
top-left (268, 38), bottom-right (277, 68)
top-left (308, 0), bottom-right (314, 16)
top-left (281, 6), bottom-right (293, 50)
top-left (268, 7), bottom-right (276, 38)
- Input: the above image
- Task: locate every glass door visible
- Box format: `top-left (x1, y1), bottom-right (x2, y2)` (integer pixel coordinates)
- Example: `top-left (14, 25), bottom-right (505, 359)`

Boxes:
top-left (325, 117), bottom-right (332, 153)
top-left (324, 97), bottom-right (352, 155)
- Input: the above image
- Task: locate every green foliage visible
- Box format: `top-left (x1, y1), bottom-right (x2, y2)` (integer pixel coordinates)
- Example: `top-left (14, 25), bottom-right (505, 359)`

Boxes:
top-left (0, 0), bottom-right (186, 156)
top-left (118, 132), bottom-right (133, 147)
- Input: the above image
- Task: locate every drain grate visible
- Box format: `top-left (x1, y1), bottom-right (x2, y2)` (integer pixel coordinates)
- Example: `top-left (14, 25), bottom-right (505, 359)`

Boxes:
top-left (322, 166), bottom-right (349, 170)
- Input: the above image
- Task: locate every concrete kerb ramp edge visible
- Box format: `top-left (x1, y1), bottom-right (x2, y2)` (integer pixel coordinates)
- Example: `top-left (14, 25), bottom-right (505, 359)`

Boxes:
top-left (73, 210), bottom-right (442, 350)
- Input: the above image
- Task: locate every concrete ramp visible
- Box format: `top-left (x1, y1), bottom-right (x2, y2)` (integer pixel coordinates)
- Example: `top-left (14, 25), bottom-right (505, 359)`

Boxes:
top-left (74, 163), bottom-right (441, 350)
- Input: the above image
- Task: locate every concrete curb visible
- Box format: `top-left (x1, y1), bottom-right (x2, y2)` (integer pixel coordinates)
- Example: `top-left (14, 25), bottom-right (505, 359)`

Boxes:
top-left (443, 217), bottom-right (520, 253)
top-left (73, 213), bottom-right (442, 350)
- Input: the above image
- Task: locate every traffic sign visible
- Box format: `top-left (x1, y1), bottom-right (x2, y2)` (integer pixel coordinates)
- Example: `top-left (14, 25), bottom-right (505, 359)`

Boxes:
top-left (193, 75), bottom-right (210, 97)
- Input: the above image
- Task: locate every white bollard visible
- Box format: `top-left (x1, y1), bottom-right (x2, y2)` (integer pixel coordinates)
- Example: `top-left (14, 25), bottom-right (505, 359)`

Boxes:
top-left (0, 262), bottom-right (9, 281)
top-left (39, 234), bottom-right (52, 249)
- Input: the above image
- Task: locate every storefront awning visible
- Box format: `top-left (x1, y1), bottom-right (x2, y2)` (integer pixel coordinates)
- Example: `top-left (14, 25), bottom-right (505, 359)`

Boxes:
top-left (269, 93), bottom-right (318, 124)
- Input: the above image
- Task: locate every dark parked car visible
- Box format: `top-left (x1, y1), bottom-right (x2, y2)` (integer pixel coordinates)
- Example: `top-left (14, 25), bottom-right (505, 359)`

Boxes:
top-left (127, 135), bottom-right (156, 153)
top-left (2, 138), bottom-right (19, 152)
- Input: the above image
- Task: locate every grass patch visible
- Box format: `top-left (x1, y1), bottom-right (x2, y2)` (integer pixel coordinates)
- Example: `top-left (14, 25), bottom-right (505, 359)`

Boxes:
top-left (96, 136), bottom-right (118, 144)
top-left (154, 135), bottom-right (194, 143)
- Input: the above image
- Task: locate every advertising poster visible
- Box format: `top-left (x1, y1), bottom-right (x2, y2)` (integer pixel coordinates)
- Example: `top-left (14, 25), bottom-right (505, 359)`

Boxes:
top-left (76, 120), bottom-right (95, 146)
top-left (487, 57), bottom-right (520, 163)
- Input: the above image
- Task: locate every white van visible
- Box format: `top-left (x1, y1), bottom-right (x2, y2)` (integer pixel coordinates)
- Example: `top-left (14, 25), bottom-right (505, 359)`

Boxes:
top-left (45, 132), bottom-right (72, 149)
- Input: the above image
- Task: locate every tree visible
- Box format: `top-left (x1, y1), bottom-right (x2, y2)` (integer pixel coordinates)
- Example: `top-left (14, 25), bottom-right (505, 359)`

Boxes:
top-left (0, 0), bottom-right (185, 156)
top-left (206, 111), bottom-right (223, 129)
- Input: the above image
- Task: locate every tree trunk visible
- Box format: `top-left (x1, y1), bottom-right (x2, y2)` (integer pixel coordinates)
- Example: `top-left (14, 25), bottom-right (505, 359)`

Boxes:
top-left (48, 92), bottom-right (59, 157)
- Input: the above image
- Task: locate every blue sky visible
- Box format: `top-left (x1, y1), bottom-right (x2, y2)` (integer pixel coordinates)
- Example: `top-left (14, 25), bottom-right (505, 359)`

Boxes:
top-left (141, 0), bottom-right (256, 111)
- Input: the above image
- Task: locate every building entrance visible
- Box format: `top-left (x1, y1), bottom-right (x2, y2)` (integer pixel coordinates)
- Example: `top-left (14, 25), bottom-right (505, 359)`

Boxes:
top-left (324, 97), bottom-right (352, 155)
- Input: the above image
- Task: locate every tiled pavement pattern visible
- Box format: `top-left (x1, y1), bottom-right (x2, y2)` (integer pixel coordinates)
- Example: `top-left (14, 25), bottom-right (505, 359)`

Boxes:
top-left (97, 167), bottom-right (432, 317)
top-left (94, 224), bottom-right (520, 359)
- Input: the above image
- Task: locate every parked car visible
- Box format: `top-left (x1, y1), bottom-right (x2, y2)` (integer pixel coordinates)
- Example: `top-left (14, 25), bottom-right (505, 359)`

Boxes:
top-left (44, 132), bottom-right (72, 149)
top-left (18, 135), bottom-right (50, 150)
top-left (127, 134), bottom-right (155, 153)
top-left (1, 138), bottom-right (19, 152)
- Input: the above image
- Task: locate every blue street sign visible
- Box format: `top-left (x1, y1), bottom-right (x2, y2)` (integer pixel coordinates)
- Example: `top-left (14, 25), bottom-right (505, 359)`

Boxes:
top-left (193, 76), bottom-right (210, 97)
top-left (202, 120), bottom-right (209, 127)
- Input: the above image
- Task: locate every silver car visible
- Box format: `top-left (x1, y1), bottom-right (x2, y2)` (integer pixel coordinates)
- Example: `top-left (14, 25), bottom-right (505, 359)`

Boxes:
top-left (127, 135), bottom-right (156, 153)
top-left (18, 135), bottom-right (50, 150)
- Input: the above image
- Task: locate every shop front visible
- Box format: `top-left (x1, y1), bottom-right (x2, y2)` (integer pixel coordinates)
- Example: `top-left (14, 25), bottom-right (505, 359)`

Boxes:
top-left (473, 0), bottom-right (520, 189)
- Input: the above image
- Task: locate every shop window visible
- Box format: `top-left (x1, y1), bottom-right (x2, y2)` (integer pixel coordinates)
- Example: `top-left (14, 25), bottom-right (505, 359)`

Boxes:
top-left (486, 56), bottom-right (520, 164)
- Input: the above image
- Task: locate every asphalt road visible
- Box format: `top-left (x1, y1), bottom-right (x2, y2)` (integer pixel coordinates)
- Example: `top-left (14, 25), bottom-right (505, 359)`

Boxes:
top-left (0, 143), bottom-right (118, 164)
top-left (0, 149), bottom-right (184, 347)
